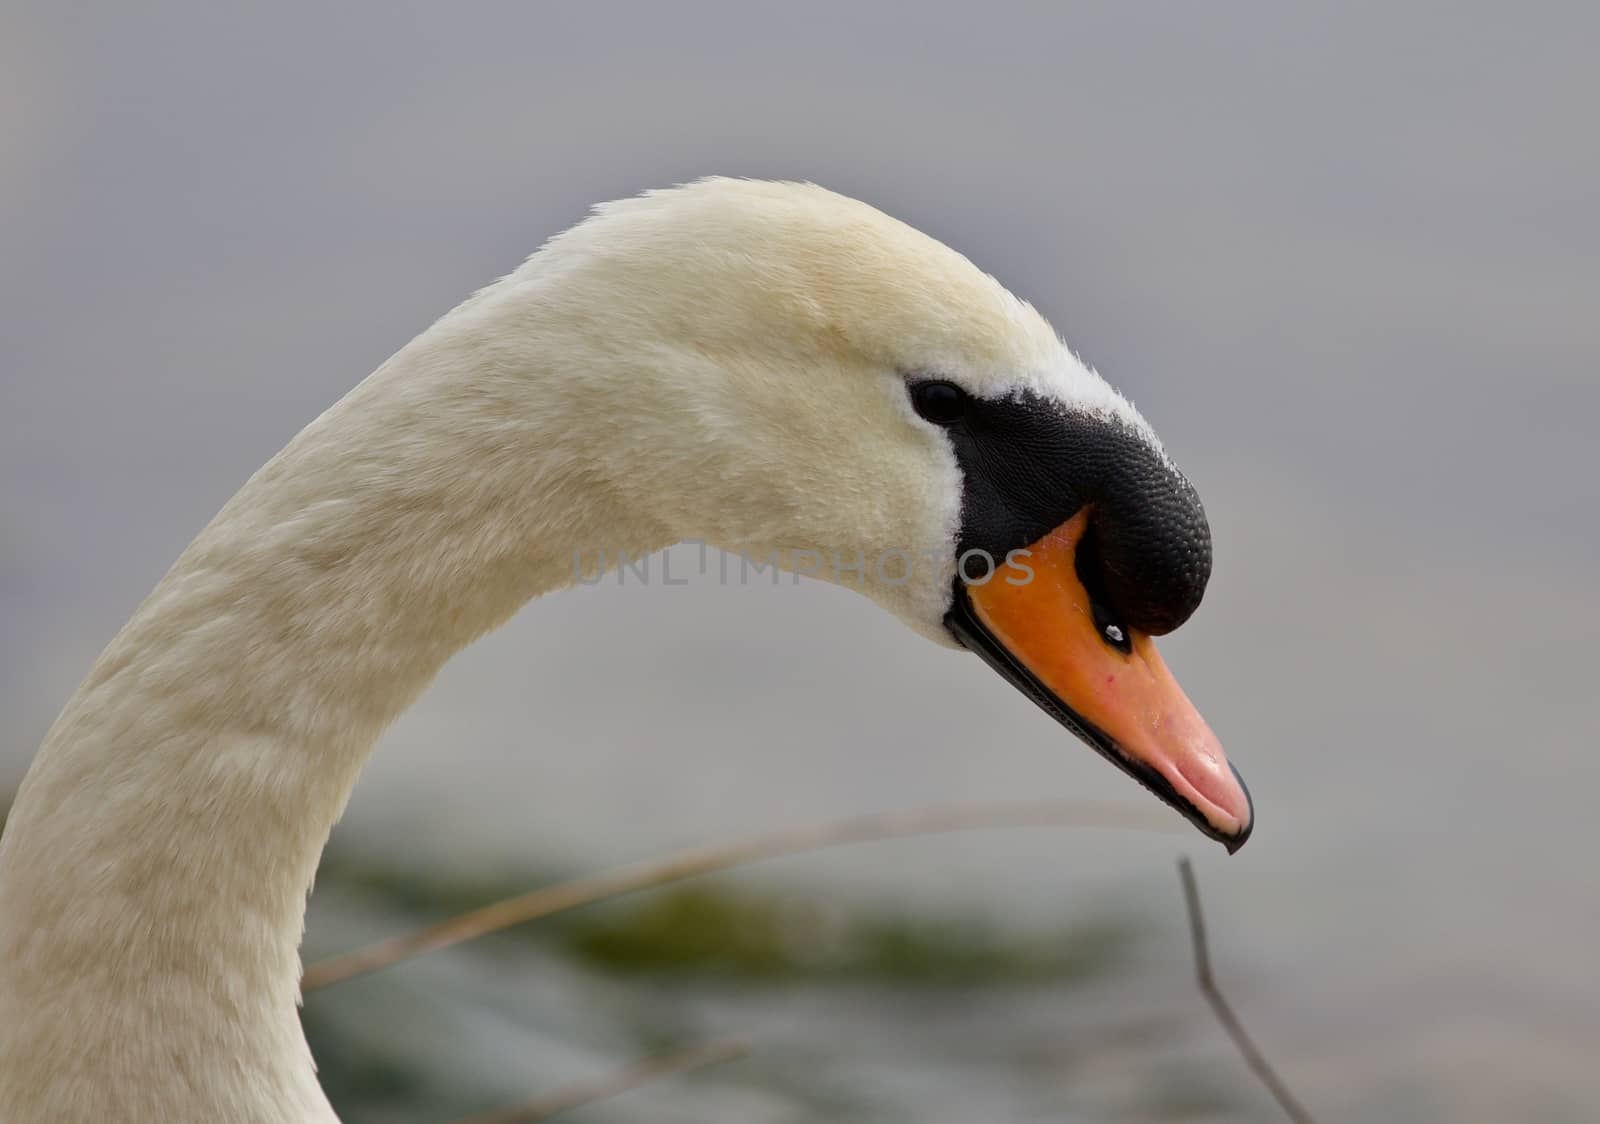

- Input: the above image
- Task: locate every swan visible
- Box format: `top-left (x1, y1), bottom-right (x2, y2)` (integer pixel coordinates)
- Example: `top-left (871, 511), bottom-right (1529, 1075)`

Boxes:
top-left (0, 178), bottom-right (1252, 1122)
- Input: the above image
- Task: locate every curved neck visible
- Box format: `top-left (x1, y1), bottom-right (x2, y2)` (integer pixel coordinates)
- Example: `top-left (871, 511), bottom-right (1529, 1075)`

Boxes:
top-left (0, 289), bottom-right (672, 1122)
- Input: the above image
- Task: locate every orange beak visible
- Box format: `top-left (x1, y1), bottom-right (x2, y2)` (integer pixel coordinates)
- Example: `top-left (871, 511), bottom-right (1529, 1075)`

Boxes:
top-left (946, 509), bottom-right (1253, 851)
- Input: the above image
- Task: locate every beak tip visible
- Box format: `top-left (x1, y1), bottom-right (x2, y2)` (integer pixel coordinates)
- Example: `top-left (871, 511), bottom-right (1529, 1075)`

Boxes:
top-left (1219, 762), bottom-right (1254, 854)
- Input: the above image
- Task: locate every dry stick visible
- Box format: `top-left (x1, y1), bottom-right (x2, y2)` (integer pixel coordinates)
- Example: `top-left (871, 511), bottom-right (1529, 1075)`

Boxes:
top-left (447, 1038), bottom-right (750, 1124)
top-left (303, 799), bottom-right (1183, 991)
top-left (1178, 858), bottom-right (1316, 1124)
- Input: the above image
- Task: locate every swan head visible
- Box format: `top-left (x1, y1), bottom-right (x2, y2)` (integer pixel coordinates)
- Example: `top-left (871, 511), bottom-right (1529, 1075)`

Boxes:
top-left (519, 178), bottom-right (1252, 850)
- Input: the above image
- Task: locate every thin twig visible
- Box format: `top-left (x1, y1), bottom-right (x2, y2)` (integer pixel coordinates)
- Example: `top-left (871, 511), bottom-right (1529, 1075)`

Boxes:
top-left (303, 799), bottom-right (1182, 991)
top-left (1178, 858), bottom-right (1316, 1124)
top-left (447, 1038), bottom-right (749, 1124)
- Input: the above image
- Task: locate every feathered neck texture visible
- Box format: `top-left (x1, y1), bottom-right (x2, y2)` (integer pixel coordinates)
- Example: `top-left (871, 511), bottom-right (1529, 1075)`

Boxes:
top-left (0, 280), bottom-right (674, 1122)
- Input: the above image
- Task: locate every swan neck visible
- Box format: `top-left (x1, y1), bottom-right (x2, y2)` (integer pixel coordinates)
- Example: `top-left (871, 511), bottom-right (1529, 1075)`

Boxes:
top-left (0, 292), bottom-right (669, 1122)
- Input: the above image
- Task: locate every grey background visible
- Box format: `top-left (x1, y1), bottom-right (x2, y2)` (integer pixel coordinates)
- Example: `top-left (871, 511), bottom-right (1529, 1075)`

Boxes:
top-left (3, 2), bottom-right (1597, 1119)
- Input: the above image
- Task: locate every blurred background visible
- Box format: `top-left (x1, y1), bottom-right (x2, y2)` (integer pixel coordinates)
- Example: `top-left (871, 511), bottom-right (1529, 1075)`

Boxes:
top-left (3, 2), bottom-right (1597, 1121)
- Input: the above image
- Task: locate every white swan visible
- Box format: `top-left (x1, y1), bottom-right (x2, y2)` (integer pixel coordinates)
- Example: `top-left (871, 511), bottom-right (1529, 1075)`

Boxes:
top-left (0, 178), bottom-right (1251, 1122)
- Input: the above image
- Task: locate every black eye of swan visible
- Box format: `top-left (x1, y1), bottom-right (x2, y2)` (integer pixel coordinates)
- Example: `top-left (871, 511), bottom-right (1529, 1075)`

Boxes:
top-left (910, 379), bottom-right (968, 425)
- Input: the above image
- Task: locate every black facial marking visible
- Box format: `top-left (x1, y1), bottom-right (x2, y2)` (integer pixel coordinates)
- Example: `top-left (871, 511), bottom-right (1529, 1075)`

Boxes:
top-left (936, 387), bottom-right (1212, 636)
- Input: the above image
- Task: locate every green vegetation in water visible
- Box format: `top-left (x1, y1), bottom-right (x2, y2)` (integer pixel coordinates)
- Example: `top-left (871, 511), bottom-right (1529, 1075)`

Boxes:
top-left (312, 845), bottom-right (1141, 988)
top-left (556, 883), bottom-right (1135, 986)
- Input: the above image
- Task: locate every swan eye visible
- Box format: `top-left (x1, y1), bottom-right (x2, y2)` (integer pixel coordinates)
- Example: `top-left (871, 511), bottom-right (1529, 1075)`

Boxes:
top-left (910, 379), bottom-right (968, 425)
